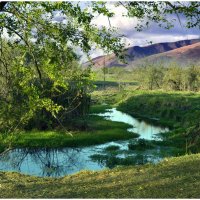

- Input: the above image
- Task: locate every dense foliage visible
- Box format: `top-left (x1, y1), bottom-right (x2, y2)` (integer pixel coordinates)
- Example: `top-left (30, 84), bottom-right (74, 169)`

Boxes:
top-left (0, 2), bottom-right (124, 132)
top-left (0, 1), bottom-right (199, 133)
top-left (133, 64), bottom-right (200, 91)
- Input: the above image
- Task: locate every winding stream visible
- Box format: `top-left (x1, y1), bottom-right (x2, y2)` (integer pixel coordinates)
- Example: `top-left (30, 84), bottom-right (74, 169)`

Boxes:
top-left (96, 108), bottom-right (169, 140)
top-left (0, 108), bottom-right (171, 177)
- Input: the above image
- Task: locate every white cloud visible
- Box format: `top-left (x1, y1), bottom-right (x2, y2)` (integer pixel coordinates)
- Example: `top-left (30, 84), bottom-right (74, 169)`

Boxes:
top-left (91, 3), bottom-right (138, 34)
top-left (39, 2), bottom-right (200, 61)
top-left (89, 2), bottom-right (199, 59)
top-left (125, 34), bottom-right (200, 48)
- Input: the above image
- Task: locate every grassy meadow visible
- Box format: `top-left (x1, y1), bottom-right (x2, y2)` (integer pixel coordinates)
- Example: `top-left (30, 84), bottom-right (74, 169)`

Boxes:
top-left (1, 65), bottom-right (200, 198)
top-left (1, 2), bottom-right (200, 198)
top-left (1, 153), bottom-right (200, 198)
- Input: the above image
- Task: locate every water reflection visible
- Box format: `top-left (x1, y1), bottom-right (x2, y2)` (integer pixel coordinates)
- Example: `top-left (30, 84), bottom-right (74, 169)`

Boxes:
top-left (96, 108), bottom-right (169, 140)
top-left (0, 108), bottom-right (171, 177)
top-left (0, 143), bottom-right (174, 177)
top-left (90, 145), bottom-right (170, 169)
top-left (90, 153), bottom-right (151, 169)
top-left (0, 148), bottom-right (102, 177)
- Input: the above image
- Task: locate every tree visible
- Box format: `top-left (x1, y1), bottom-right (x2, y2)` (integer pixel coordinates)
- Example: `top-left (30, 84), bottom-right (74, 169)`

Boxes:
top-left (186, 65), bottom-right (200, 91)
top-left (120, 1), bottom-right (200, 30)
top-left (163, 64), bottom-right (183, 91)
top-left (0, 1), bottom-right (199, 132)
top-left (0, 2), bottom-right (124, 132)
top-left (142, 64), bottom-right (164, 90)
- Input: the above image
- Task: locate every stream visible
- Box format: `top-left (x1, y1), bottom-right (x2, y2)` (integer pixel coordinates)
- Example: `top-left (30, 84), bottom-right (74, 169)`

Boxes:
top-left (96, 108), bottom-right (169, 140)
top-left (0, 108), bottom-right (172, 177)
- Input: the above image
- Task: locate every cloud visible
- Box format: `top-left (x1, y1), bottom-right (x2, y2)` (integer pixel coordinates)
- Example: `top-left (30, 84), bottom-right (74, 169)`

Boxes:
top-left (88, 3), bottom-right (199, 58)
top-left (91, 3), bottom-right (138, 34)
top-left (50, 2), bottom-right (200, 60)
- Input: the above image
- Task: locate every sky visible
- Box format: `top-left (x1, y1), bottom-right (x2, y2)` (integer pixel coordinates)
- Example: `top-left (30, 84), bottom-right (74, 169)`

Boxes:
top-left (44, 1), bottom-right (200, 61)
top-left (90, 3), bottom-right (199, 46)
top-left (85, 2), bottom-right (199, 60)
top-left (4, 1), bottom-right (198, 61)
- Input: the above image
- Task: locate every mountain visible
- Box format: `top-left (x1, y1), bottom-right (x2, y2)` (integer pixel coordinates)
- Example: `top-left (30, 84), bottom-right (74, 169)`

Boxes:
top-left (136, 42), bottom-right (200, 66)
top-left (84, 39), bottom-right (200, 68)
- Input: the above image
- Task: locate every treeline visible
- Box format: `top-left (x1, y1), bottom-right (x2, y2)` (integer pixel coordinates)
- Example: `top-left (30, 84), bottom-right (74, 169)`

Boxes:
top-left (132, 63), bottom-right (200, 91)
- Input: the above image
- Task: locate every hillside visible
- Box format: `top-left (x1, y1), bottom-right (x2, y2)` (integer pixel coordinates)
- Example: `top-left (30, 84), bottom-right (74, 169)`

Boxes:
top-left (85, 39), bottom-right (200, 68)
top-left (1, 153), bottom-right (200, 198)
top-left (137, 42), bottom-right (200, 65)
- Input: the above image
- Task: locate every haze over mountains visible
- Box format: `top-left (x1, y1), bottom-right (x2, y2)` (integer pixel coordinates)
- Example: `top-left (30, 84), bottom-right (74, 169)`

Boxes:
top-left (85, 39), bottom-right (200, 68)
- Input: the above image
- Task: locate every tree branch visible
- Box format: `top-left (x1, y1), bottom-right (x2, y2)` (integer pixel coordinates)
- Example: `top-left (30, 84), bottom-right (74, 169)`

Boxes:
top-left (4, 25), bottom-right (42, 80)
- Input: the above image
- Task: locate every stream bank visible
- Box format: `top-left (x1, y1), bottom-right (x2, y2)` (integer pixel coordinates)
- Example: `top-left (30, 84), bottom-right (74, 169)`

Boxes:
top-left (0, 108), bottom-right (174, 177)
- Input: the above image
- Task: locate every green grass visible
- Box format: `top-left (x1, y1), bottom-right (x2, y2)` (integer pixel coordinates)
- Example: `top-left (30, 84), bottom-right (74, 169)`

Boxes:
top-left (91, 88), bottom-right (200, 153)
top-left (91, 87), bottom-right (121, 105)
top-left (1, 153), bottom-right (200, 198)
top-left (93, 67), bottom-right (140, 83)
top-left (1, 84), bottom-right (200, 198)
top-left (115, 90), bottom-right (200, 152)
top-left (89, 104), bottom-right (111, 114)
top-left (118, 90), bottom-right (200, 127)
top-left (0, 115), bottom-right (139, 152)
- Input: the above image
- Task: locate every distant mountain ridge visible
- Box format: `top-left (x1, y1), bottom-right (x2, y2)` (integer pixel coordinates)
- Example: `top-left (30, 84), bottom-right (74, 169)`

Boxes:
top-left (135, 42), bottom-right (200, 66)
top-left (84, 38), bottom-right (200, 68)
